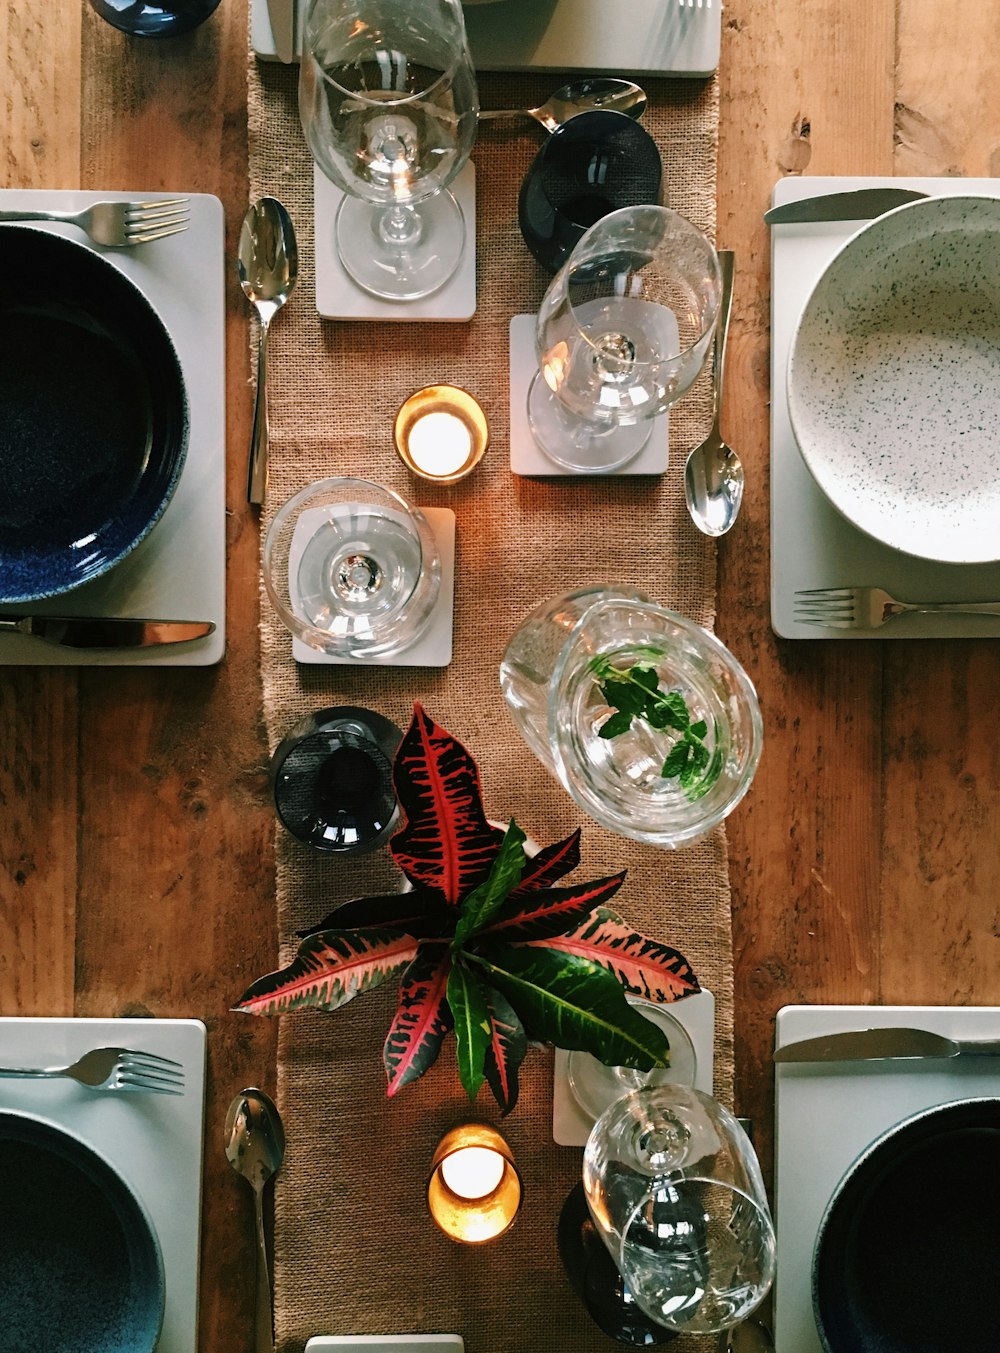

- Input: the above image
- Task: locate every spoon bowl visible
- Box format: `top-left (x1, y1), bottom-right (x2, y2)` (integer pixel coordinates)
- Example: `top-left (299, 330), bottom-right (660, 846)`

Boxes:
top-left (225, 1087), bottom-right (286, 1353)
top-left (238, 197), bottom-right (298, 506)
top-left (684, 250), bottom-right (744, 537)
top-left (479, 77), bottom-right (647, 132)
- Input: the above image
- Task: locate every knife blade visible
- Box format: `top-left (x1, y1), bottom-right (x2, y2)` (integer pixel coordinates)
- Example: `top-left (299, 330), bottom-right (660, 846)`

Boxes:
top-left (764, 187), bottom-right (929, 225)
top-left (268, 0), bottom-right (295, 63)
top-left (774, 1026), bottom-right (1000, 1064)
top-left (0, 617), bottom-right (216, 649)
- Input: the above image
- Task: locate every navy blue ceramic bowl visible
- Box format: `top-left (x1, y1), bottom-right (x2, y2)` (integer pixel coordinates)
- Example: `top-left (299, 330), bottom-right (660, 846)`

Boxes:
top-left (0, 1110), bottom-right (165, 1353)
top-left (0, 226), bottom-right (189, 603)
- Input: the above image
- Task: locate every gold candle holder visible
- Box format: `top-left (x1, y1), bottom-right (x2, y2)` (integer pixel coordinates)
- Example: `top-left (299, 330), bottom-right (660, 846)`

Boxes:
top-left (426, 1123), bottom-right (522, 1243)
top-left (394, 385), bottom-right (489, 485)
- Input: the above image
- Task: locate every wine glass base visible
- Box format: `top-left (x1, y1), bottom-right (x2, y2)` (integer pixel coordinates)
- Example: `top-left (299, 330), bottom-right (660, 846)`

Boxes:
top-left (314, 164), bottom-right (477, 322)
top-left (527, 370), bottom-right (654, 472)
top-left (507, 315), bottom-right (669, 477)
top-left (335, 193), bottom-right (465, 302)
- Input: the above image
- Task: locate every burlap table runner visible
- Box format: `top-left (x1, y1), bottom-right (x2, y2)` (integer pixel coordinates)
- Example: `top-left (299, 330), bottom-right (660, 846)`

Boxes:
top-left (249, 37), bottom-right (728, 1353)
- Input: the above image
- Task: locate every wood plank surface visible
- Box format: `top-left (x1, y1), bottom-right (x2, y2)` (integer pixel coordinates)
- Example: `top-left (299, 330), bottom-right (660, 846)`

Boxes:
top-left (2, 1), bottom-right (998, 1349)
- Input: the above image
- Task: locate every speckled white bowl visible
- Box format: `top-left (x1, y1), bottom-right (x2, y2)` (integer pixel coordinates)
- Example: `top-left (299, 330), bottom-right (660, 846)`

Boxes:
top-left (787, 194), bottom-right (1000, 564)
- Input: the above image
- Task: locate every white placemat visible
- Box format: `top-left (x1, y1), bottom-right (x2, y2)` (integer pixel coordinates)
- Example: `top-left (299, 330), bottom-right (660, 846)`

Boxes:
top-left (769, 176), bottom-right (1000, 640)
top-left (0, 191), bottom-right (226, 666)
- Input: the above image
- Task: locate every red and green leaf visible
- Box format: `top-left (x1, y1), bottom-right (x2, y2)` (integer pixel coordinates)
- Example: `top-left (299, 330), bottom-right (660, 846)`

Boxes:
top-left (235, 929), bottom-right (418, 1017)
top-left (509, 829), bottom-right (582, 895)
top-left (483, 988), bottom-right (527, 1116)
top-left (447, 960), bottom-right (492, 1100)
top-left (453, 820), bottom-right (527, 948)
top-left (484, 871), bottom-right (627, 943)
top-left (470, 945), bottom-right (670, 1069)
top-left (390, 704), bottom-right (504, 904)
top-left (384, 941), bottom-right (453, 1096)
top-left (298, 889), bottom-right (451, 940)
top-left (522, 907), bottom-right (700, 1003)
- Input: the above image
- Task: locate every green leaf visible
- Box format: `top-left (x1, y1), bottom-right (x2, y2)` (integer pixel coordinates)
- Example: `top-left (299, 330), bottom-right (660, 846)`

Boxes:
top-left (690, 719), bottom-right (708, 739)
top-left (599, 678), bottom-right (646, 717)
top-left (447, 961), bottom-right (492, 1100)
top-left (661, 741), bottom-right (692, 778)
top-left (452, 819), bottom-right (527, 949)
top-left (631, 666), bottom-right (660, 694)
top-left (598, 710), bottom-right (633, 739)
top-left (470, 945), bottom-right (669, 1070)
top-left (660, 690), bottom-right (691, 729)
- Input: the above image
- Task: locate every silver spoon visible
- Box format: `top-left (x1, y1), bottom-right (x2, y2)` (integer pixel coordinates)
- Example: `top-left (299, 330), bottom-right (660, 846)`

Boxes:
top-left (683, 249), bottom-right (744, 537)
top-left (478, 78), bottom-right (647, 133)
top-left (225, 1087), bottom-right (287, 1353)
top-left (238, 197), bottom-right (298, 507)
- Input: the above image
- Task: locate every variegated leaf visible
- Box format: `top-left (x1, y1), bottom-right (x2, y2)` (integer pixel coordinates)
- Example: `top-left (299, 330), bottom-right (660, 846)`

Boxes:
top-left (384, 941), bottom-right (453, 1096)
top-left (484, 871), bottom-right (627, 943)
top-left (390, 704), bottom-right (504, 904)
top-left (483, 988), bottom-right (527, 1116)
top-left (453, 820), bottom-right (527, 948)
top-left (521, 906), bottom-right (700, 1002)
top-left (234, 929), bottom-right (418, 1017)
top-left (447, 961), bottom-right (492, 1100)
top-left (297, 889), bottom-right (450, 940)
top-left (509, 829), bottom-right (582, 895)
top-left (472, 945), bottom-right (669, 1069)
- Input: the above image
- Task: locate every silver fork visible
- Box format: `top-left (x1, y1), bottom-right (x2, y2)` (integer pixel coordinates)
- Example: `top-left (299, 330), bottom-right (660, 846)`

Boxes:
top-left (0, 197), bottom-right (190, 247)
top-left (794, 587), bottom-right (1000, 630)
top-left (0, 1046), bottom-right (184, 1094)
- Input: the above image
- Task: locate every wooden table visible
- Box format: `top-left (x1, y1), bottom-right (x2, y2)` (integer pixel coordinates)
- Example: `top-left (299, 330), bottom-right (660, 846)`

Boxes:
top-left (3, 2), bottom-right (999, 1348)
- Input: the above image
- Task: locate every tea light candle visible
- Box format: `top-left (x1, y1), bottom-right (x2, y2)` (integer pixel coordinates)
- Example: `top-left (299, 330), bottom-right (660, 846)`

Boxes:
top-left (394, 385), bottom-right (489, 484)
top-left (427, 1123), bottom-right (522, 1243)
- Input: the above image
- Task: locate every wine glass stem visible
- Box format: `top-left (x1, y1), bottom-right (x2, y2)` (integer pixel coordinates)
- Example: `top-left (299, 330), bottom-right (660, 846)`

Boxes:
top-left (378, 203), bottom-right (423, 248)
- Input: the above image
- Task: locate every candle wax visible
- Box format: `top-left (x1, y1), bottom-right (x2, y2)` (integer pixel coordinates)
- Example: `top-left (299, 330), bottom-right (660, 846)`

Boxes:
top-left (407, 410), bottom-right (472, 477)
top-left (439, 1145), bottom-right (506, 1200)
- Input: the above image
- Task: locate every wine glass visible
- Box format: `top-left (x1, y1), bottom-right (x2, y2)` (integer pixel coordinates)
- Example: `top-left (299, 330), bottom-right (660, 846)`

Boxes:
top-left (299, 0), bottom-right (479, 301)
top-left (582, 1086), bottom-right (776, 1336)
top-left (528, 203), bottom-right (722, 472)
top-left (567, 996), bottom-right (698, 1123)
top-left (263, 477), bottom-right (441, 660)
top-left (499, 587), bottom-right (763, 849)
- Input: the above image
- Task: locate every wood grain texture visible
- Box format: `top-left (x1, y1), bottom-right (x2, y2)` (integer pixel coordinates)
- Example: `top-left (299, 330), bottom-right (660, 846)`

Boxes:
top-left (2, 0), bottom-right (999, 1345)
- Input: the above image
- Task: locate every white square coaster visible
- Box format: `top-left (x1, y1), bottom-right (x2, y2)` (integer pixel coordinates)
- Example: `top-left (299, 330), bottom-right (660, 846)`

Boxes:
top-left (552, 988), bottom-right (716, 1146)
top-left (508, 314), bottom-right (669, 476)
top-left (314, 163), bottom-right (476, 322)
top-left (291, 506), bottom-right (455, 667)
top-left (305, 1339), bottom-right (463, 1352)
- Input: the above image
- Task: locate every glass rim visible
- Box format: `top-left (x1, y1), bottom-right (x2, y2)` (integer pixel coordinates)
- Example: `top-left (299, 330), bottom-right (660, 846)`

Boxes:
top-left (303, 0), bottom-right (473, 107)
top-left (262, 476), bottom-right (440, 659)
top-left (549, 204), bottom-right (723, 367)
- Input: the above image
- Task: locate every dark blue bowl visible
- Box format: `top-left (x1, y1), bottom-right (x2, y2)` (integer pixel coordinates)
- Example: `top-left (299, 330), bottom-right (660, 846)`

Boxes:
top-left (0, 226), bottom-right (189, 604)
top-left (0, 1109), bottom-right (165, 1353)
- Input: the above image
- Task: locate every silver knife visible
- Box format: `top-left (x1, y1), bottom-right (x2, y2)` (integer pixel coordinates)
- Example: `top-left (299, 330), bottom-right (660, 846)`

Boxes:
top-left (0, 617), bottom-right (216, 649)
top-left (764, 187), bottom-right (929, 225)
top-left (268, 0), bottom-right (296, 63)
top-left (774, 1026), bottom-right (1000, 1064)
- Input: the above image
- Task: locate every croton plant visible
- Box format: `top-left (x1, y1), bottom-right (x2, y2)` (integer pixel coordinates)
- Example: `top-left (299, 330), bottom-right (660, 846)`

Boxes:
top-left (236, 704), bottom-right (699, 1114)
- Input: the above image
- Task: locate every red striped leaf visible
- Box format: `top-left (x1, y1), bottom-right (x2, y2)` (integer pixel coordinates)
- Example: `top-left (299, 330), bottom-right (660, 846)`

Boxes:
top-left (509, 829), bottom-right (582, 895)
top-left (298, 889), bottom-right (450, 940)
top-left (483, 988), bottom-right (527, 1116)
top-left (390, 704), bottom-right (504, 904)
top-left (235, 929), bottom-right (418, 1016)
top-left (484, 872), bottom-right (627, 942)
top-left (384, 941), bottom-right (453, 1096)
top-left (520, 906), bottom-right (699, 1003)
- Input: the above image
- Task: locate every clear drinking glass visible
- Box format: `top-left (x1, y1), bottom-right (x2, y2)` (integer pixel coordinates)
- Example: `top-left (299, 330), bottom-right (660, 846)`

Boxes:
top-left (299, 0), bottom-right (479, 300)
top-left (499, 587), bottom-right (763, 848)
top-left (567, 995), bottom-right (698, 1123)
top-left (582, 1086), bottom-right (776, 1336)
top-left (263, 477), bottom-right (441, 659)
top-left (528, 203), bottom-right (722, 472)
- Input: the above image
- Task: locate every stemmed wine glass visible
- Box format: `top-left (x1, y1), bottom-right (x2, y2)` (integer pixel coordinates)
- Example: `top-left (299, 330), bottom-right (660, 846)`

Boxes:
top-left (299, 0), bottom-right (479, 301)
top-left (582, 1086), bottom-right (776, 1337)
top-left (528, 203), bottom-right (722, 472)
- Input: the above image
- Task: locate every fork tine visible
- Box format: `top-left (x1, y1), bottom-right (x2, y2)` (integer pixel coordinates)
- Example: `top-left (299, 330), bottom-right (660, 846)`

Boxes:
top-left (126, 223), bottom-right (190, 244)
top-left (116, 1074), bottom-right (184, 1095)
top-left (118, 1056), bottom-right (184, 1080)
top-left (127, 204), bottom-right (190, 224)
top-left (129, 197), bottom-right (189, 214)
top-left (113, 1047), bottom-right (183, 1068)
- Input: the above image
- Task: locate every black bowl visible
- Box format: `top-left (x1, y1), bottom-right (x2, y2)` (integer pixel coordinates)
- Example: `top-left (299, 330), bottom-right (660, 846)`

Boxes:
top-left (0, 1109), bottom-right (165, 1353)
top-left (0, 226), bottom-right (189, 603)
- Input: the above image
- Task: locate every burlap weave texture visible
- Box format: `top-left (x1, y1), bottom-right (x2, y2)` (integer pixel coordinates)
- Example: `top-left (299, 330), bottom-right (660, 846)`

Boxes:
top-left (249, 43), bottom-right (728, 1353)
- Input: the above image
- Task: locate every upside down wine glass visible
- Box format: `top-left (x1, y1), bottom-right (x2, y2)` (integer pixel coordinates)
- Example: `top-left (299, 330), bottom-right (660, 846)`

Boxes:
top-left (528, 204), bottom-right (722, 472)
top-left (299, 0), bottom-right (479, 300)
